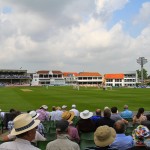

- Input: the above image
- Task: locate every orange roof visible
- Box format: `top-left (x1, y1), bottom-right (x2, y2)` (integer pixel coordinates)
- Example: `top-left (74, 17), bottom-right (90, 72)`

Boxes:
top-left (63, 72), bottom-right (78, 77)
top-left (78, 72), bottom-right (102, 77)
top-left (105, 74), bottom-right (124, 79)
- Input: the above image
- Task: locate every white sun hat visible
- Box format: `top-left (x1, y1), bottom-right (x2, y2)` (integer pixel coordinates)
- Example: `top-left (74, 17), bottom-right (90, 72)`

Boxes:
top-left (62, 105), bottom-right (67, 109)
top-left (40, 105), bottom-right (48, 110)
top-left (11, 113), bottom-right (40, 136)
top-left (72, 104), bottom-right (76, 108)
top-left (80, 110), bottom-right (93, 119)
top-left (29, 110), bottom-right (39, 120)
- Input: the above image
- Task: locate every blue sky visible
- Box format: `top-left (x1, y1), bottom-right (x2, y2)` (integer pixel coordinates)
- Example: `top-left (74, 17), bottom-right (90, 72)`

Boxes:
top-left (0, 0), bottom-right (150, 74)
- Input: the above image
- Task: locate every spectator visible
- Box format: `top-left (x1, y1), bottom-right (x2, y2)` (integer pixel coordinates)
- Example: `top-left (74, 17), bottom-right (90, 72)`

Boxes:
top-left (91, 109), bottom-right (103, 124)
top-left (120, 105), bottom-right (133, 119)
top-left (133, 108), bottom-right (147, 125)
top-left (55, 106), bottom-right (63, 121)
top-left (46, 119), bottom-right (80, 150)
top-left (62, 111), bottom-right (80, 143)
top-left (96, 109), bottom-right (115, 128)
top-left (62, 105), bottom-right (67, 112)
top-left (110, 120), bottom-right (134, 150)
top-left (29, 110), bottom-right (45, 136)
top-left (49, 106), bottom-right (56, 121)
top-left (36, 105), bottom-right (50, 121)
top-left (0, 113), bottom-right (40, 150)
top-left (70, 104), bottom-right (79, 117)
top-left (111, 107), bottom-right (128, 124)
top-left (85, 125), bottom-right (117, 150)
top-left (76, 110), bottom-right (95, 133)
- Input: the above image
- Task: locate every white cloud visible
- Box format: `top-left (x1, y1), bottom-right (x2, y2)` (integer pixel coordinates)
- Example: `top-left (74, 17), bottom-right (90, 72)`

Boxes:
top-left (0, 0), bottom-right (150, 74)
top-left (133, 2), bottom-right (150, 25)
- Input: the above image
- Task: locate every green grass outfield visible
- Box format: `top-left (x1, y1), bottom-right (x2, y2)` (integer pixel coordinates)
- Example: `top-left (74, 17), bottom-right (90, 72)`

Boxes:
top-left (0, 86), bottom-right (150, 112)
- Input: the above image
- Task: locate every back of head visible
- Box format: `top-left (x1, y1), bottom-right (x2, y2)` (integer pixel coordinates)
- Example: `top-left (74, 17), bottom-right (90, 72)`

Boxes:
top-left (72, 104), bottom-right (76, 108)
top-left (114, 120), bottom-right (126, 134)
top-left (124, 105), bottom-right (128, 110)
top-left (96, 109), bottom-right (101, 116)
top-left (111, 107), bottom-right (118, 113)
top-left (52, 106), bottom-right (56, 111)
top-left (136, 107), bottom-right (145, 118)
top-left (56, 120), bottom-right (69, 134)
top-left (104, 109), bottom-right (111, 118)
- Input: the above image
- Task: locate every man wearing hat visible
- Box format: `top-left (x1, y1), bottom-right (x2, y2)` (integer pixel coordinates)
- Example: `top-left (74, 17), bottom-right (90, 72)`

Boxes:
top-left (36, 105), bottom-right (50, 122)
top-left (46, 119), bottom-right (80, 150)
top-left (0, 113), bottom-right (40, 150)
top-left (70, 104), bottom-right (79, 117)
top-left (85, 125), bottom-right (117, 150)
top-left (62, 111), bottom-right (80, 143)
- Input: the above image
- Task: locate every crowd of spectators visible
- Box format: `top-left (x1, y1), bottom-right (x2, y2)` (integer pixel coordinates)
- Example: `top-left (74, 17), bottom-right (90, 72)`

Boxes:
top-left (0, 104), bottom-right (150, 150)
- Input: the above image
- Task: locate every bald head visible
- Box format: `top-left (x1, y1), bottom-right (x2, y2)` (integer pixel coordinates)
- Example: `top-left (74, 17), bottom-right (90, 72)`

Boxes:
top-left (114, 120), bottom-right (126, 134)
top-left (96, 109), bottom-right (101, 116)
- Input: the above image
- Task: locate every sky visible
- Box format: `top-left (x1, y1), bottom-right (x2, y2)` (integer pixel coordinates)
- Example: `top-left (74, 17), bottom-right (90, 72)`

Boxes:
top-left (0, 0), bottom-right (150, 74)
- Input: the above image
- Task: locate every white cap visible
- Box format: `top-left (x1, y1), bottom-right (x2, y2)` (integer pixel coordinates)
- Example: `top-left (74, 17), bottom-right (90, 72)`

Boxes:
top-left (72, 104), bottom-right (76, 108)
top-left (62, 105), bottom-right (67, 109)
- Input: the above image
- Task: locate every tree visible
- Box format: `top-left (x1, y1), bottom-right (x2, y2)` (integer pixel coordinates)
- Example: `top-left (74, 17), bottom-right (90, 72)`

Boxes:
top-left (136, 68), bottom-right (148, 79)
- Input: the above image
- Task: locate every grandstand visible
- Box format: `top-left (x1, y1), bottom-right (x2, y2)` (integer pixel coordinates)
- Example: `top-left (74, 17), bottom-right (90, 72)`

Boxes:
top-left (0, 69), bottom-right (31, 86)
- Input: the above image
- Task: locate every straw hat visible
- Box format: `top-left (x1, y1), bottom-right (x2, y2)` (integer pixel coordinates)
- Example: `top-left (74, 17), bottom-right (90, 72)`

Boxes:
top-left (80, 110), bottom-right (93, 119)
top-left (29, 110), bottom-right (39, 120)
top-left (62, 111), bottom-right (75, 122)
top-left (94, 125), bottom-right (116, 147)
top-left (11, 113), bottom-right (40, 136)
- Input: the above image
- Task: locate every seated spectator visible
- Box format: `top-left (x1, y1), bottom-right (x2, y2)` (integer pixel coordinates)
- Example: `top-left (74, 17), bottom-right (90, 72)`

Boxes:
top-left (36, 105), bottom-right (50, 122)
top-left (0, 113), bottom-right (40, 150)
top-left (133, 108), bottom-right (147, 125)
top-left (91, 109), bottom-right (103, 124)
top-left (111, 107), bottom-right (128, 124)
top-left (29, 110), bottom-right (45, 136)
top-left (96, 109), bottom-right (115, 128)
top-left (62, 105), bottom-right (67, 112)
top-left (62, 111), bottom-right (80, 143)
top-left (2, 112), bottom-right (46, 143)
top-left (55, 106), bottom-right (63, 121)
top-left (120, 105), bottom-right (133, 119)
top-left (46, 119), bottom-right (80, 150)
top-left (70, 104), bottom-right (79, 117)
top-left (49, 106), bottom-right (56, 121)
top-left (85, 125), bottom-right (117, 150)
top-left (110, 120), bottom-right (134, 150)
top-left (3, 108), bottom-right (16, 129)
top-left (132, 125), bottom-right (150, 145)
top-left (76, 110), bottom-right (96, 133)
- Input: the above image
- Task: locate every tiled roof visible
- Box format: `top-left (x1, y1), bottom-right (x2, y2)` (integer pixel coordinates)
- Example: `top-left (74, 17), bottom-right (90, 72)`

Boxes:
top-left (78, 72), bottom-right (102, 77)
top-left (105, 74), bottom-right (124, 79)
top-left (37, 70), bottom-right (49, 74)
top-left (52, 71), bottom-right (62, 74)
top-left (63, 72), bottom-right (78, 77)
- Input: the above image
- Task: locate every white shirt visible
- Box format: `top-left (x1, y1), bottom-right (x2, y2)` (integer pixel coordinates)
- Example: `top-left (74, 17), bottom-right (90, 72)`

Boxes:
top-left (55, 110), bottom-right (63, 121)
top-left (49, 111), bottom-right (56, 121)
top-left (0, 138), bottom-right (40, 150)
top-left (70, 109), bottom-right (79, 116)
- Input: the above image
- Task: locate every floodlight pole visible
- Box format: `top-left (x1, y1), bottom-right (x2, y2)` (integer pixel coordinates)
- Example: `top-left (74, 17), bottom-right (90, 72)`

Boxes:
top-left (137, 57), bottom-right (148, 85)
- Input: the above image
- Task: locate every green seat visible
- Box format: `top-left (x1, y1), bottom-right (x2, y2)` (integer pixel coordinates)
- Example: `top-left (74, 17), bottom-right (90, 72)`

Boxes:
top-left (72, 116), bottom-right (79, 126)
top-left (36, 140), bottom-right (50, 150)
top-left (45, 132), bottom-right (56, 141)
top-left (49, 120), bottom-right (56, 133)
top-left (80, 132), bottom-right (94, 140)
top-left (42, 121), bottom-right (51, 133)
top-left (80, 139), bottom-right (95, 150)
top-left (125, 126), bottom-right (135, 136)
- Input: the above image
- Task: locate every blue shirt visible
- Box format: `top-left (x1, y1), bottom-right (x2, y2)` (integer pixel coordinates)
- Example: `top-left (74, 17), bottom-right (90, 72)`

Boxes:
top-left (110, 134), bottom-right (134, 150)
top-left (120, 109), bottom-right (133, 119)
